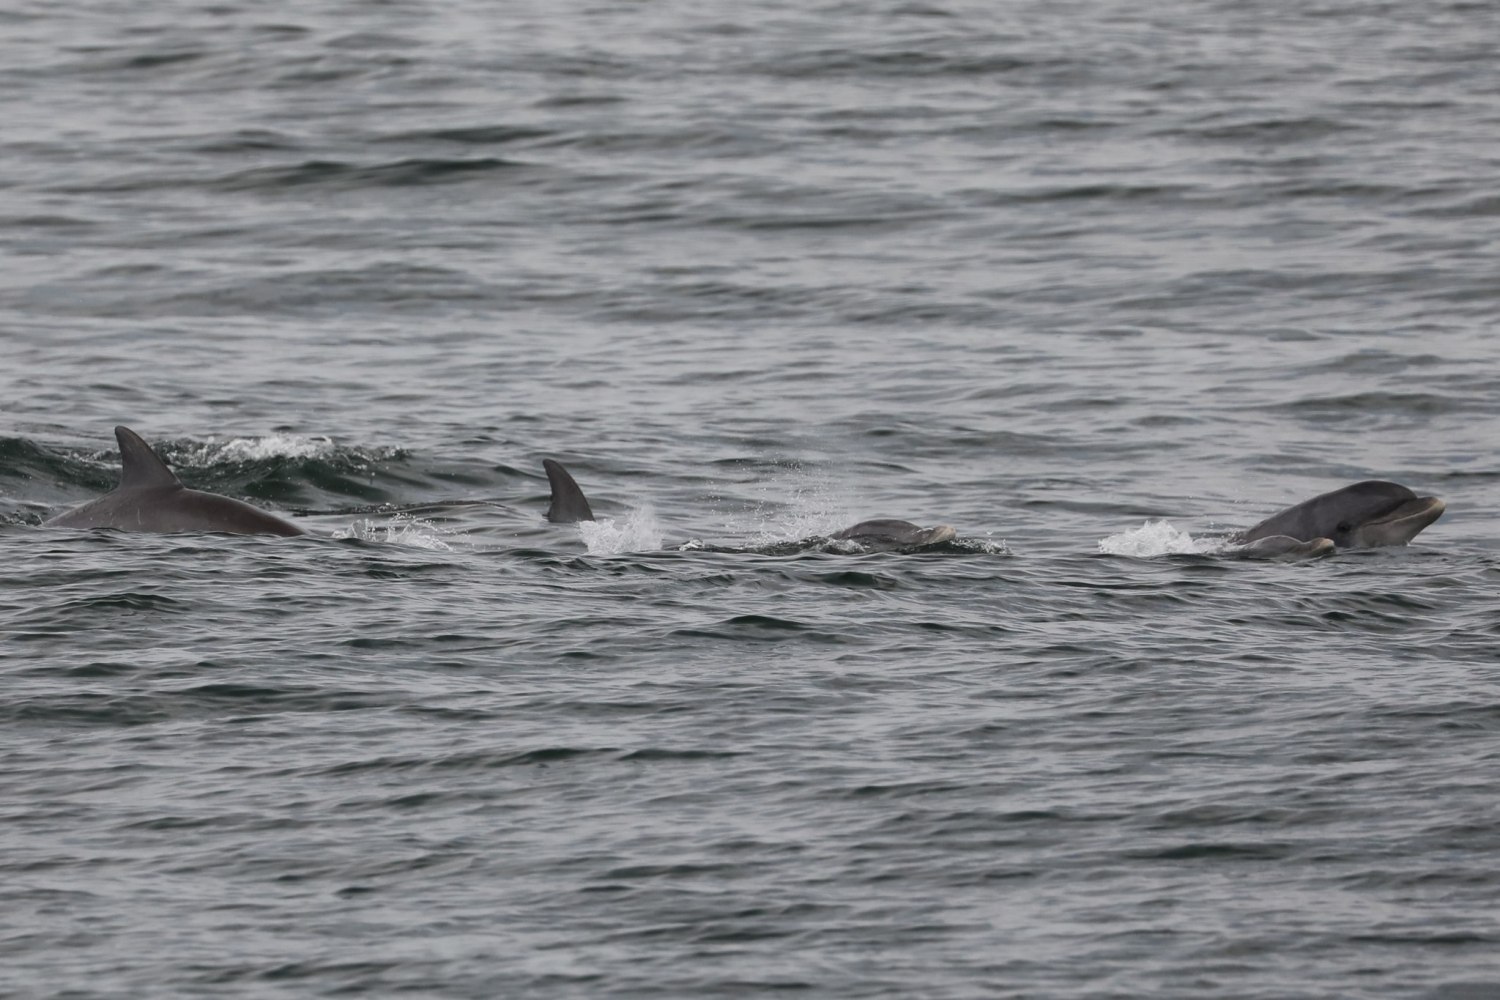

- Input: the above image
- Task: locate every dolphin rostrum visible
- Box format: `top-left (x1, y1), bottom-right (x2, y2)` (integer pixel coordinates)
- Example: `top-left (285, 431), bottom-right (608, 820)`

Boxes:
top-left (1234, 480), bottom-right (1443, 551)
top-left (542, 458), bottom-right (956, 549)
top-left (45, 426), bottom-right (306, 537)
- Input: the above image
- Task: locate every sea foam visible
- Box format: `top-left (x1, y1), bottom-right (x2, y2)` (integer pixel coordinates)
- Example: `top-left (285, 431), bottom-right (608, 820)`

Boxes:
top-left (577, 506), bottom-right (666, 555)
top-left (1097, 519), bottom-right (1223, 557)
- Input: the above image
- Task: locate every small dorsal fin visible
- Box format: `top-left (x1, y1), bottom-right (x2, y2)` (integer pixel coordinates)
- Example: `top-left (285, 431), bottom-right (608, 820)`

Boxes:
top-left (115, 425), bottom-right (182, 490)
top-left (542, 458), bottom-right (595, 522)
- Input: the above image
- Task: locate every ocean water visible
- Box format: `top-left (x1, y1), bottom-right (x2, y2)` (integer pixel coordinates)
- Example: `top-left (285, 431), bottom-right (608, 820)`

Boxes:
top-left (3, 1), bottom-right (1499, 997)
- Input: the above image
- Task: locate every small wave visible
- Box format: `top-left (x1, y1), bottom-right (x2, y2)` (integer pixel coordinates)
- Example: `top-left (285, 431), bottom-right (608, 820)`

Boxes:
top-left (332, 513), bottom-right (466, 551)
top-left (676, 534), bottom-right (1007, 556)
top-left (381, 125), bottom-right (554, 146)
top-left (577, 507), bottom-right (665, 555)
top-left (215, 157), bottom-right (523, 192)
top-left (1098, 519), bottom-right (1220, 557)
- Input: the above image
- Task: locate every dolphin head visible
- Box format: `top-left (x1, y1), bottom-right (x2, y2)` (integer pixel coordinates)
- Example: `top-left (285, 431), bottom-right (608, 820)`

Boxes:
top-left (1328, 486), bottom-right (1445, 548)
top-left (1239, 480), bottom-right (1444, 549)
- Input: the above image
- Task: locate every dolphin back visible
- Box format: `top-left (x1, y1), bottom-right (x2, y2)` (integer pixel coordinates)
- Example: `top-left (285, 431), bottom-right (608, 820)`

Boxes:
top-left (45, 425), bottom-right (305, 536)
top-left (543, 459), bottom-right (595, 522)
top-left (116, 425), bottom-right (182, 489)
top-left (831, 519), bottom-right (957, 547)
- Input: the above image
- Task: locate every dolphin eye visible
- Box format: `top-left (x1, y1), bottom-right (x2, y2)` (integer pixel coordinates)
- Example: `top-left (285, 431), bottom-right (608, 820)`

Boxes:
top-left (1335, 521), bottom-right (1352, 534)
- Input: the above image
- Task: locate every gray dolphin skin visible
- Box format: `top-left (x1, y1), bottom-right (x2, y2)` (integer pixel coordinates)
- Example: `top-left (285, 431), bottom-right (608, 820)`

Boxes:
top-left (1234, 480), bottom-right (1444, 550)
top-left (44, 426), bottom-right (306, 537)
top-left (543, 458), bottom-right (595, 523)
top-left (541, 459), bottom-right (956, 547)
top-left (1234, 535), bottom-right (1337, 560)
top-left (831, 519), bottom-right (958, 548)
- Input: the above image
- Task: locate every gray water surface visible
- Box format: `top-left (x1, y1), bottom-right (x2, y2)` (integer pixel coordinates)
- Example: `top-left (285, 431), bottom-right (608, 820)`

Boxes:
top-left (3, 1), bottom-right (1498, 997)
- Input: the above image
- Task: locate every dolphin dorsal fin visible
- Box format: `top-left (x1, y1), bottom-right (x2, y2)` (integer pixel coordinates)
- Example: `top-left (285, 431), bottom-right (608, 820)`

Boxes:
top-left (543, 458), bottom-right (595, 522)
top-left (114, 426), bottom-right (182, 490)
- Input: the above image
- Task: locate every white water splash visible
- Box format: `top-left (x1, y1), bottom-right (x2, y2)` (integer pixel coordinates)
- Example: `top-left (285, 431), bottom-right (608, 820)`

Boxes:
top-left (332, 513), bottom-right (466, 551)
top-left (701, 464), bottom-right (854, 545)
top-left (963, 536), bottom-right (1011, 555)
top-left (189, 433), bottom-right (338, 464)
top-left (1098, 519), bottom-right (1222, 557)
top-left (577, 506), bottom-right (665, 555)
top-left (746, 507), bottom-right (854, 547)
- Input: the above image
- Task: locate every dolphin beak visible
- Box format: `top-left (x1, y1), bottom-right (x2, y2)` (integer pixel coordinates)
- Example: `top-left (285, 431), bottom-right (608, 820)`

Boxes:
top-left (1356, 496), bottom-right (1445, 546)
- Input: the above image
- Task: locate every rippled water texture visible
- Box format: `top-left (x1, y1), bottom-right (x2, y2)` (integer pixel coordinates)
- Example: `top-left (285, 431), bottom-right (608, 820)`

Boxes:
top-left (3, 1), bottom-right (1499, 997)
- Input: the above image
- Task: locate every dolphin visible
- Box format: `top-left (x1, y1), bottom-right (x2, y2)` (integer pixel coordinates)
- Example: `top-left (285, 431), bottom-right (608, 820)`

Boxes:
top-left (830, 519), bottom-right (957, 548)
top-left (44, 425), bottom-right (306, 537)
top-left (1233, 535), bottom-right (1336, 560)
top-left (542, 458), bottom-right (957, 549)
top-left (543, 458), bottom-right (595, 523)
top-left (1233, 480), bottom-right (1443, 551)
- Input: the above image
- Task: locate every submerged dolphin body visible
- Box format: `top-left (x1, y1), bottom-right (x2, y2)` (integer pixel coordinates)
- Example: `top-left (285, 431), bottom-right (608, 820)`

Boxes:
top-left (1233, 535), bottom-right (1337, 560)
top-left (541, 458), bottom-right (956, 550)
top-left (45, 426), bottom-right (306, 537)
top-left (1234, 480), bottom-right (1443, 552)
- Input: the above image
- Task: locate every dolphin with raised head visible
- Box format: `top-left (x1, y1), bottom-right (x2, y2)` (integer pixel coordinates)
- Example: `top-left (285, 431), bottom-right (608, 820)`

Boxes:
top-left (541, 458), bottom-right (957, 549)
top-left (45, 426), bottom-right (306, 537)
top-left (1234, 480), bottom-right (1443, 552)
